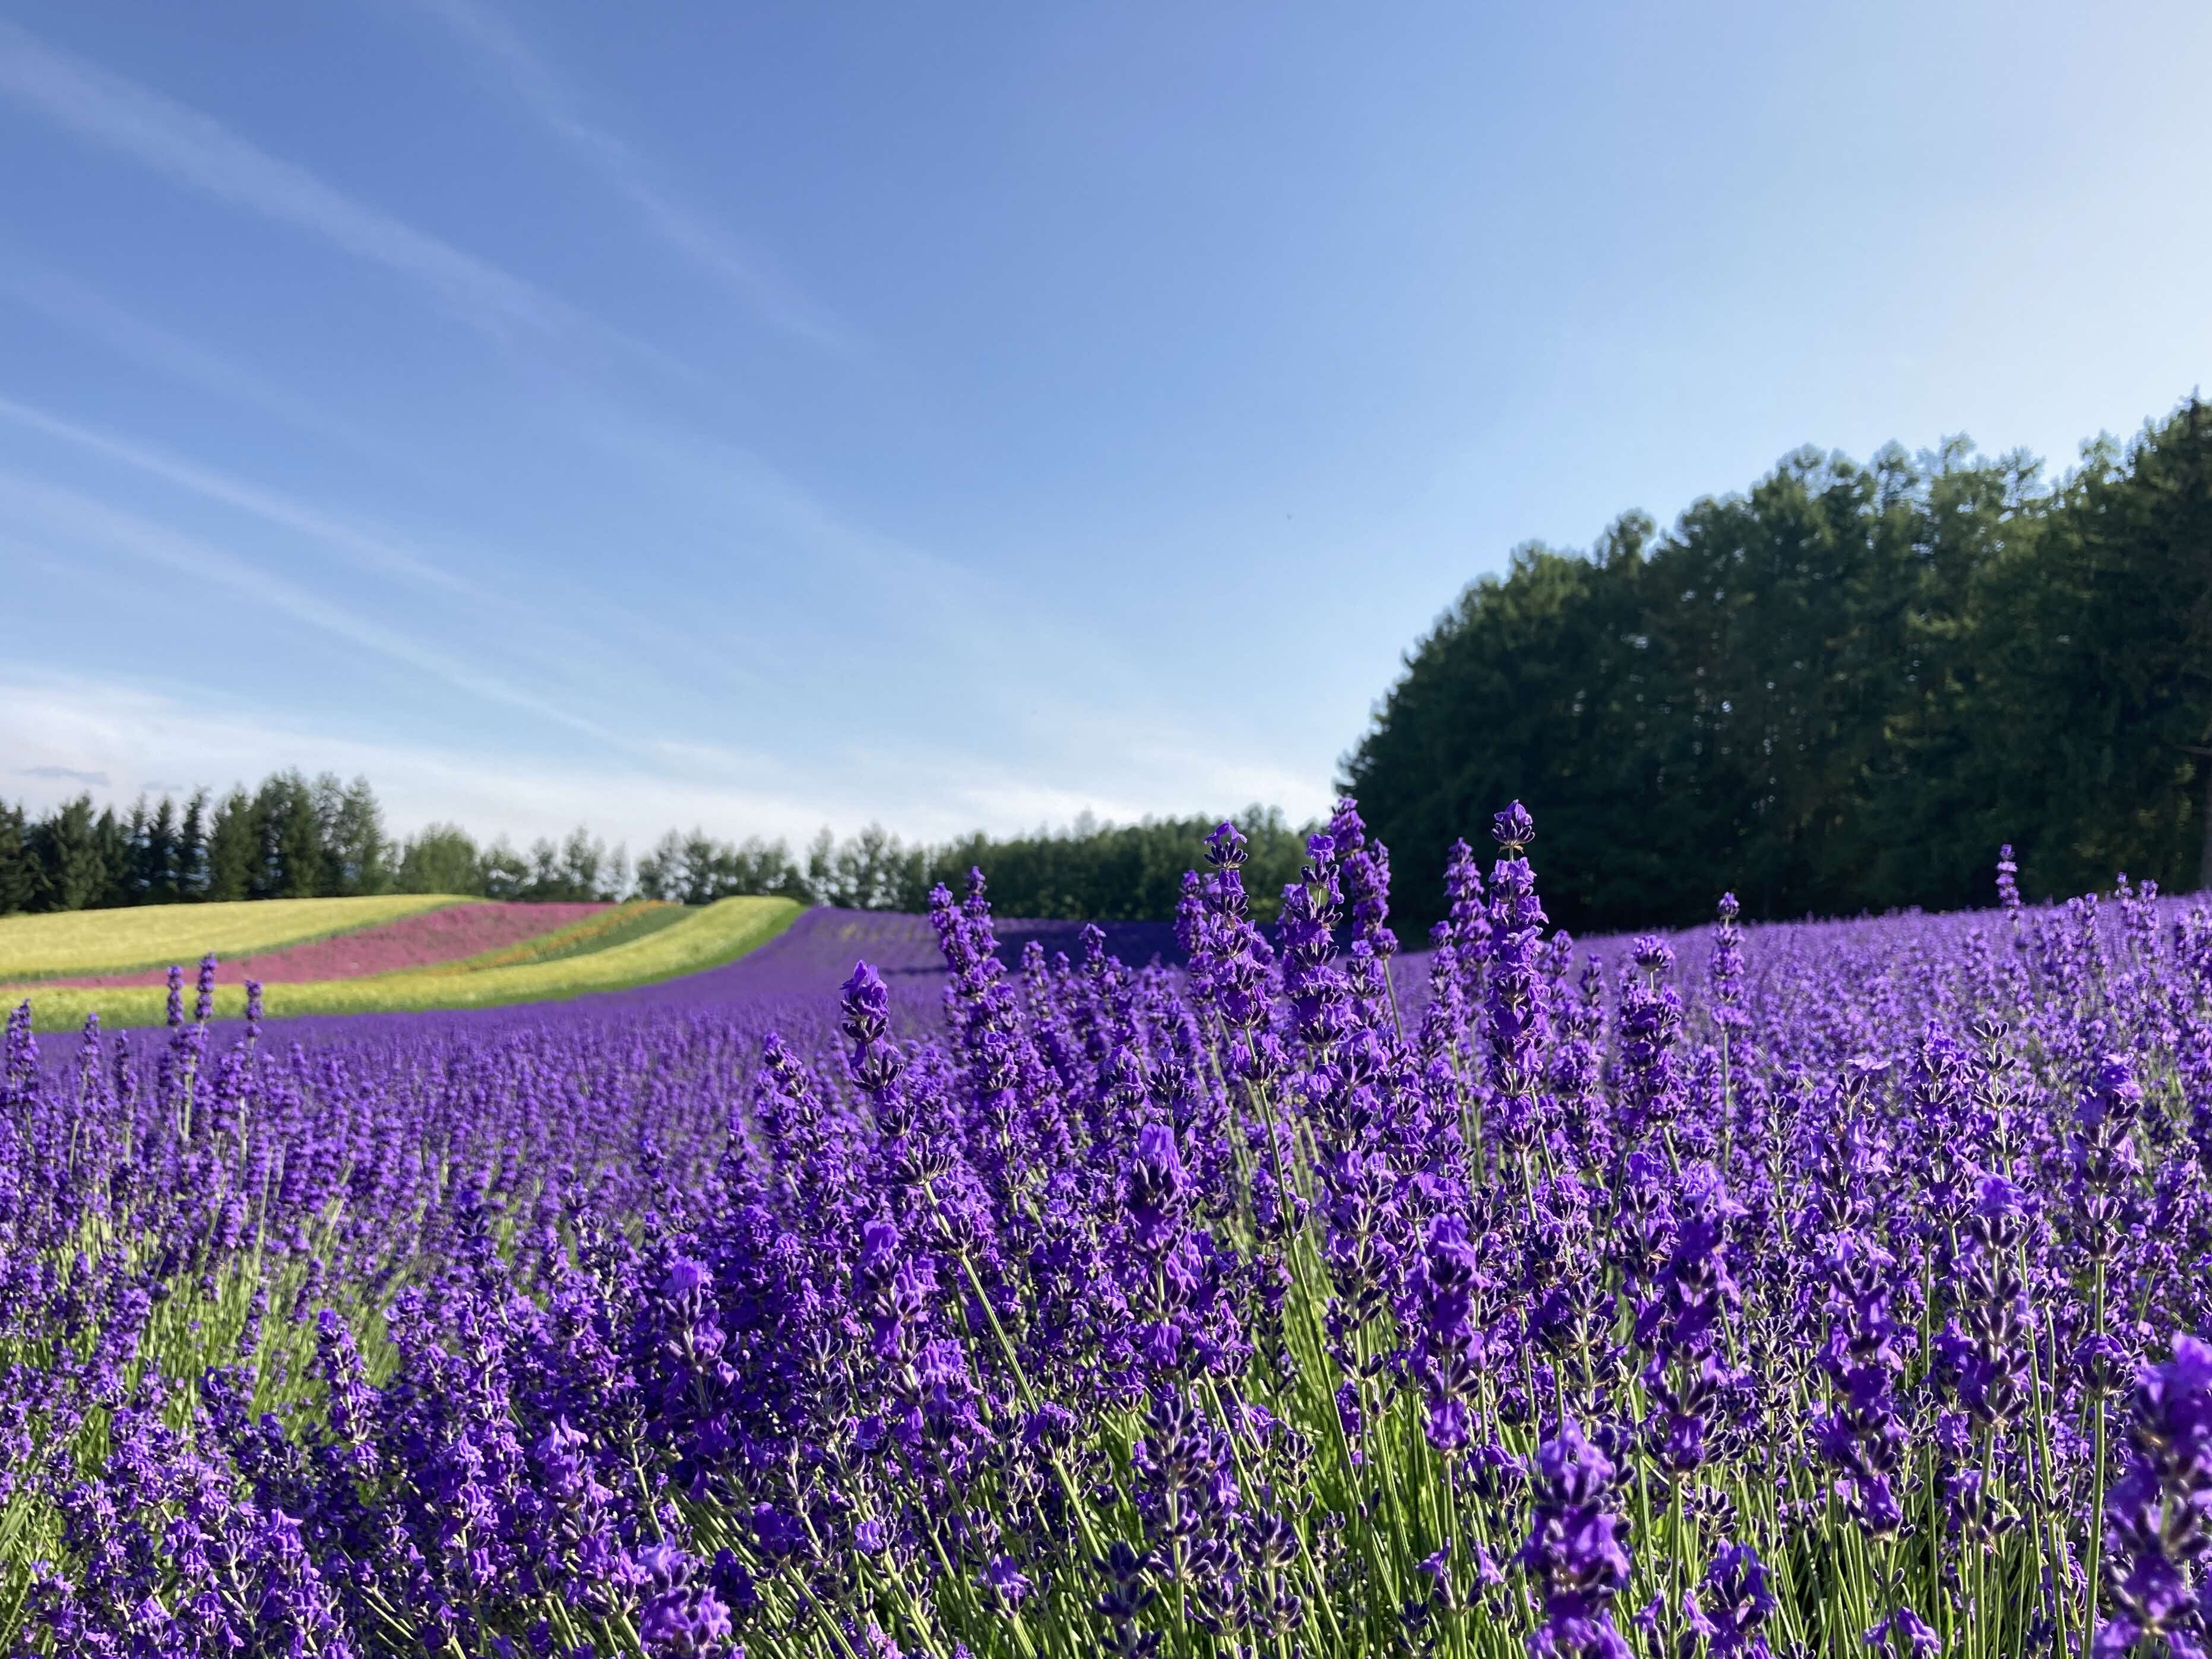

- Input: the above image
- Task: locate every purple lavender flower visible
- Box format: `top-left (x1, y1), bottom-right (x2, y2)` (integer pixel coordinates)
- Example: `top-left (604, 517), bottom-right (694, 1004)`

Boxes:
top-left (1691, 1540), bottom-right (1776, 1657)
top-left (1412, 1214), bottom-right (1484, 1453)
top-left (1125, 1120), bottom-right (1188, 1253)
top-left (194, 953), bottom-right (217, 1024)
top-left (2097, 1335), bottom-right (2212, 1657)
top-left (1710, 892), bottom-right (1748, 1036)
top-left (1811, 1230), bottom-right (1910, 1536)
top-left (1517, 1418), bottom-right (1632, 1659)
top-left (1329, 797), bottom-right (1398, 959)
top-left (1492, 801), bottom-right (1536, 854)
top-left (631, 1540), bottom-right (735, 1655)
top-left (1485, 804), bottom-right (1554, 1158)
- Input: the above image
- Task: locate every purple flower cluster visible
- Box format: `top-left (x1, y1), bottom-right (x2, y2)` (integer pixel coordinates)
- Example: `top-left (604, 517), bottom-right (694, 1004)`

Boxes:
top-left (0, 810), bottom-right (2206, 1659)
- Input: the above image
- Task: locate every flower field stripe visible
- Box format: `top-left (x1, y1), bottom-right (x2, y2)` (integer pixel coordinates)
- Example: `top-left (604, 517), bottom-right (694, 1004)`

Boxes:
top-left (8, 893), bottom-right (800, 1029)
top-left (300, 894), bottom-right (801, 1010)
top-left (409, 898), bottom-right (688, 976)
top-left (0, 892), bottom-right (466, 981)
top-left (25, 899), bottom-right (617, 988)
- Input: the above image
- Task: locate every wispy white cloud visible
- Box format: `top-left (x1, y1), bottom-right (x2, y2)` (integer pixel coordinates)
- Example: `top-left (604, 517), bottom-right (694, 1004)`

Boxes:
top-left (568, 405), bottom-right (1029, 644)
top-left (20, 763), bottom-right (110, 787)
top-left (0, 391), bottom-right (772, 707)
top-left (563, 403), bottom-right (1333, 826)
top-left (0, 21), bottom-right (577, 342)
top-left (0, 393), bottom-right (480, 600)
top-left (0, 255), bottom-right (374, 445)
top-left (0, 392), bottom-right (1325, 841)
top-left (0, 467), bottom-right (624, 748)
top-left (619, 181), bottom-right (857, 354)
top-left (407, 0), bottom-right (857, 353)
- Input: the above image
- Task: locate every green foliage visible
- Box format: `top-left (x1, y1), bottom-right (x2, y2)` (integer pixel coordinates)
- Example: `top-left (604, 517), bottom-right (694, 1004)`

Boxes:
top-left (26, 797), bottom-right (109, 912)
top-left (806, 822), bottom-right (923, 910)
top-left (395, 822), bottom-right (486, 896)
top-left (13, 774), bottom-right (428, 915)
top-left (176, 789), bottom-right (208, 900)
top-left (255, 771), bottom-right (323, 900)
top-left (0, 802), bottom-right (39, 917)
top-left (1344, 395), bottom-right (2212, 930)
top-left (322, 774), bottom-right (393, 896)
top-left (637, 828), bottom-right (809, 905)
top-left (204, 788), bottom-right (257, 903)
top-left (627, 810), bottom-right (1314, 921)
top-left (511, 825), bottom-right (626, 903)
top-left (929, 807), bottom-right (1312, 922)
top-left (477, 838), bottom-right (531, 901)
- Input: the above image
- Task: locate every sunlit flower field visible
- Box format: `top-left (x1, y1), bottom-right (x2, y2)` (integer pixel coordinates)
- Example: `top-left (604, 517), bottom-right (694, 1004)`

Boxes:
top-left (2, 803), bottom-right (2205, 1659)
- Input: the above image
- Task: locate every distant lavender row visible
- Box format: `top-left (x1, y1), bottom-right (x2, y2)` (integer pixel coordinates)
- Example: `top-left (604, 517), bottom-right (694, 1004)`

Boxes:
top-left (2, 806), bottom-right (2207, 1659)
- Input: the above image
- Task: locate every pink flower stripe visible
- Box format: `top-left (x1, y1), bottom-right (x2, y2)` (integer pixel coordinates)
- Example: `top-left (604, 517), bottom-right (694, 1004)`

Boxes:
top-left (39, 902), bottom-right (612, 987)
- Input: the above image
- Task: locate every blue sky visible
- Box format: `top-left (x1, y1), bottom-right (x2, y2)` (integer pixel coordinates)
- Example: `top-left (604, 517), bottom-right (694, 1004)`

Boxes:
top-left (2, 1), bottom-right (2207, 853)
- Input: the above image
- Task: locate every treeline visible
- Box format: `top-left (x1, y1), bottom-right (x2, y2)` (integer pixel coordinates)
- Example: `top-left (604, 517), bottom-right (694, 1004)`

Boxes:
top-left (0, 774), bottom-right (396, 915)
top-left (626, 810), bottom-right (1312, 922)
top-left (0, 777), bottom-right (730, 913)
top-left (1343, 394), bottom-right (2212, 932)
top-left (0, 771), bottom-right (1312, 923)
top-left (0, 774), bottom-right (648, 914)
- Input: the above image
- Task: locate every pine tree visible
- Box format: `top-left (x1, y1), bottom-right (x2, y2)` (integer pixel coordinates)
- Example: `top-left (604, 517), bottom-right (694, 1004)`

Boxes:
top-left (0, 802), bottom-right (36, 916)
top-left (145, 796), bottom-right (180, 901)
top-left (205, 788), bottom-right (255, 902)
top-left (327, 776), bottom-right (391, 895)
top-left (29, 796), bottom-right (107, 912)
top-left (178, 790), bottom-right (209, 900)
top-left (93, 806), bottom-right (130, 908)
top-left (252, 771), bottom-right (326, 899)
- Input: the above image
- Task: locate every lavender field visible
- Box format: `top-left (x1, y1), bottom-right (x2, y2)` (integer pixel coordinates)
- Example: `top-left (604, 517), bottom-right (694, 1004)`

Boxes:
top-left (3, 802), bottom-right (2208, 1659)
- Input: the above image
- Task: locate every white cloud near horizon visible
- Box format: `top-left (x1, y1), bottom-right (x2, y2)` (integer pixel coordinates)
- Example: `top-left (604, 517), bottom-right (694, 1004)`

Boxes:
top-left (0, 676), bottom-right (824, 849)
top-left (0, 677), bottom-right (1325, 851)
